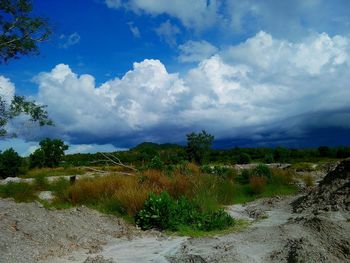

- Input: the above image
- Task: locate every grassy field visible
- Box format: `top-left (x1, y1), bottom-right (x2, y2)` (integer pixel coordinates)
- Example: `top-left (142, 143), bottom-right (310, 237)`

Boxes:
top-left (0, 163), bottom-right (299, 235)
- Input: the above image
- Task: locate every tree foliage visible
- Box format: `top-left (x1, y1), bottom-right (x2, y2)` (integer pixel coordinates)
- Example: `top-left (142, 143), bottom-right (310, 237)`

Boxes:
top-left (0, 0), bottom-right (51, 63)
top-left (186, 130), bottom-right (214, 164)
top-left (0, 147), bottom-right (22, 178)
top-left (0, 95), bottom-right (53, 136)
top-left (30, 138), bottom-right (68, 168)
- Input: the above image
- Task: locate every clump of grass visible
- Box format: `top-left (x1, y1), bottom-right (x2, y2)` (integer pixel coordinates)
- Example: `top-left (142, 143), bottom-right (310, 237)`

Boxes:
top-left (0, 182), bottom-right (36, 202)
top-left (34, 174), bottom-right (49, 190)
top-left (249, 176), bottom-right (267, 194)
top-left (302, 174), bottom-right (315, 187)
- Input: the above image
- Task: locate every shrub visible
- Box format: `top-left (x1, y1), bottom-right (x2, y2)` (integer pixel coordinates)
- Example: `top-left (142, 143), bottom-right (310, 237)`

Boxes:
top-left (0, 148), bottom-right (22, 178)
top-left (135, 191), bottom-right (235, 231)
top-left (237, 153), bottom-right (251, 164)
top-left (147, 155), bottom-right (164, 170)
top-left (254, 164), bottom-right (272, 180)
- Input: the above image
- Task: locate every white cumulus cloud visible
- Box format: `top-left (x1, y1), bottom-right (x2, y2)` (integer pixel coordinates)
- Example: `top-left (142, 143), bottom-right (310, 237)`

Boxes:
top-left (178, 40), bottom-right (218, 63)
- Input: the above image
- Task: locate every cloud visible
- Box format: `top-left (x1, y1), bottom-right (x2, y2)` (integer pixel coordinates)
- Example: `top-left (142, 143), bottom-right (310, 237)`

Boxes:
top-left (106, 0), bottom-right (220, 31)
top-left (8, 31), bottom-right (350, 147)
top-left (155, 20), bottom-right (180, 46)
top-left (104, 0), bottom-right (350, 39)
top-left (60, 32), bottom-right (81, 49)
top-left (31, 59), bottom-right (187, 145)
top-left (0, 76), bottom-right (15, 104)
top-left (105, 0), bottom-right (123, 9)
top-left (178, 40), bottom-right (218, 63)
top-left (127, 22), bottom-right (141, 38)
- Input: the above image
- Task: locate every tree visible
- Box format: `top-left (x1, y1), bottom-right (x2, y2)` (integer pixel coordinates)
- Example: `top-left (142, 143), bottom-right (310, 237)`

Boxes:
top-left (0, 0), bottom-right (51, 63)
top-left (186, 130), bottom-right (214, 164)
top-left (0, 0), bottom-right (52, 136)
top-left (0, 147), bottom-right (22, 178)
top-left (0, 95), bottom-right (53, 136)
top-left (30, 138), bottom-right (68, 168)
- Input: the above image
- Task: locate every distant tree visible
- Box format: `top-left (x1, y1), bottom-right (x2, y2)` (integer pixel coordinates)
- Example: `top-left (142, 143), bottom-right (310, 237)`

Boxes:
top-left (186, 130), bottom-right (214, 164)
top-left (273, 147), bottom-right (290, 163)
top-left (0, 0), bottom-right (51, 63)
top-left (318, 146), bottom-right (331, 157)
top-left (0, 147), bottom-right (22, 178)
top-left (30, 138), bottom-right (68, 168)
top-left (237, 152), bottom-right (251, 164)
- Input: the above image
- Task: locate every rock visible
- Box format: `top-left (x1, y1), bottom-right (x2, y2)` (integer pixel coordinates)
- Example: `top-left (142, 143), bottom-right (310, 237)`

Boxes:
top-left (37, 191), bottom-right (54, 202)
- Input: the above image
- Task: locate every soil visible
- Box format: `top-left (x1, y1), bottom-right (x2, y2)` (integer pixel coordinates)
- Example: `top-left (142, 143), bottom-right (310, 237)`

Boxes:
top-left (1, 160), bottom-right (350, 263)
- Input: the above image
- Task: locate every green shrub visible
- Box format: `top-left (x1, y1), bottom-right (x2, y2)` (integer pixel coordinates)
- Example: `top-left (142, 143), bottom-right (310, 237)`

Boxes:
top-left (254, 164), bottom-right (272, 180)
top-left (147, 155), bottom-right (164, 170)
top-left (135, 191), bottom-right (235, 232)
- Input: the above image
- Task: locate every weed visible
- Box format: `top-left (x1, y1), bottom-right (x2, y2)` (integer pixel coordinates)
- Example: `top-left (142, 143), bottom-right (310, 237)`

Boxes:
top-left (0, 182), bottom-right (36, 202)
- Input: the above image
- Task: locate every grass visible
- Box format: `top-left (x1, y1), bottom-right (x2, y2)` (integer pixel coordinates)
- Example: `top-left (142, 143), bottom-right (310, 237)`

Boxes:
top-left (0, 163), bottom-right (299, 234)
top-left (0, 182), bottom-right (36, 202)
top-left (23, 167), bottom-right (86, 178)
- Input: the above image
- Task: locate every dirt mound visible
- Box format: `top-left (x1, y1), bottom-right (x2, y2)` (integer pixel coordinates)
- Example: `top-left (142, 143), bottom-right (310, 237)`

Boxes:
top-left (292, 158), bottom-right (350, 213)
top-left (0, 199), bottom-right (134, 263)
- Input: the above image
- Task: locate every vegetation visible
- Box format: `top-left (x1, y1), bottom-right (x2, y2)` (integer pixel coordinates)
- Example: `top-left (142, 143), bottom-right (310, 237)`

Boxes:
top-left (135, 192), bottom-right (235, 231)
top-left (30, 138), bottom-right (68, 168)
top-left (186, 130), bottom-right (214, 164)
top-left (0, 0), bottom-right (51, 63)
top-left (0, 147), bottom-right (22, 178)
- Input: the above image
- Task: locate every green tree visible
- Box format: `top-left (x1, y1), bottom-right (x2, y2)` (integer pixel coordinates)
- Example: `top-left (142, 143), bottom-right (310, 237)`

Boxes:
top-left (0, 0), bottom-right (51, 63)
top-left (0, 95), bottom-right (53, 136)
top-left (186, 130), bottom-right (214, 164)
top-left (0, 0), bottom-right (52, 136)
top-left (237, 152), bottom-right (251, 164)
top-left (0, 147), bottom-right (22, 178)
top-left (30, 138), bottom-right (68, 168)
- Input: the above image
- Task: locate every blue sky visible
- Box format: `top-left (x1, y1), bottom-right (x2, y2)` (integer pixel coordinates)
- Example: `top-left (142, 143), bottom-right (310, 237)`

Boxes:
top-left (1, 0), bottom-right (350, 155)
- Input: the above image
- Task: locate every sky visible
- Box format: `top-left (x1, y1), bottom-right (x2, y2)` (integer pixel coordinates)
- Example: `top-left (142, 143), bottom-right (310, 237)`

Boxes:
top-left (1, 0), bottom-right (350, 155)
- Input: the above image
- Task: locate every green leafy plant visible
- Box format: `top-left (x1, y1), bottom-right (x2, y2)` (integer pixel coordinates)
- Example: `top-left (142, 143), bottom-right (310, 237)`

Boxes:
top-left (135, 191), bottom-right (235, 232)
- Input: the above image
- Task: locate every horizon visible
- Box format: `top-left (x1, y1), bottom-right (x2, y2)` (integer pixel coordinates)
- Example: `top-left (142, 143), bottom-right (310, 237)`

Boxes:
top-left (1, 0), bottom-right (350, 155)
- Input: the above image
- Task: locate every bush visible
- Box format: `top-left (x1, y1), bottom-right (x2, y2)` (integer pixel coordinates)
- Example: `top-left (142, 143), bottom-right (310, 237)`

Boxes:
top-left (135, 192), bottom-right (235, 231)
top-left (0, 148), bottom-right (22, 179)
top-left (237, 153), bottom-right (251, 164)
top-left (254, 164), bottom-right (272, 180)
top-left (147, 155), bottom-right (164, 170)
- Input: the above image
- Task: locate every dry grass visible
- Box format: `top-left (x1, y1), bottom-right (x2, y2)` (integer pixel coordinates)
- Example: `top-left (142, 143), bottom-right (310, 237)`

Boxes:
top-left (67, 168), bottom-right (196, 216)
top-left (249, 176), bottom-right (267, 194)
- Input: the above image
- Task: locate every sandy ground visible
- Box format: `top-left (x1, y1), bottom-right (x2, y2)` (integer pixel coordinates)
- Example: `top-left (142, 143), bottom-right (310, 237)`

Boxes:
top-left (1, 160), bottom-right (349, 263)
top-left (1, 193), bottom-right (349, 263)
